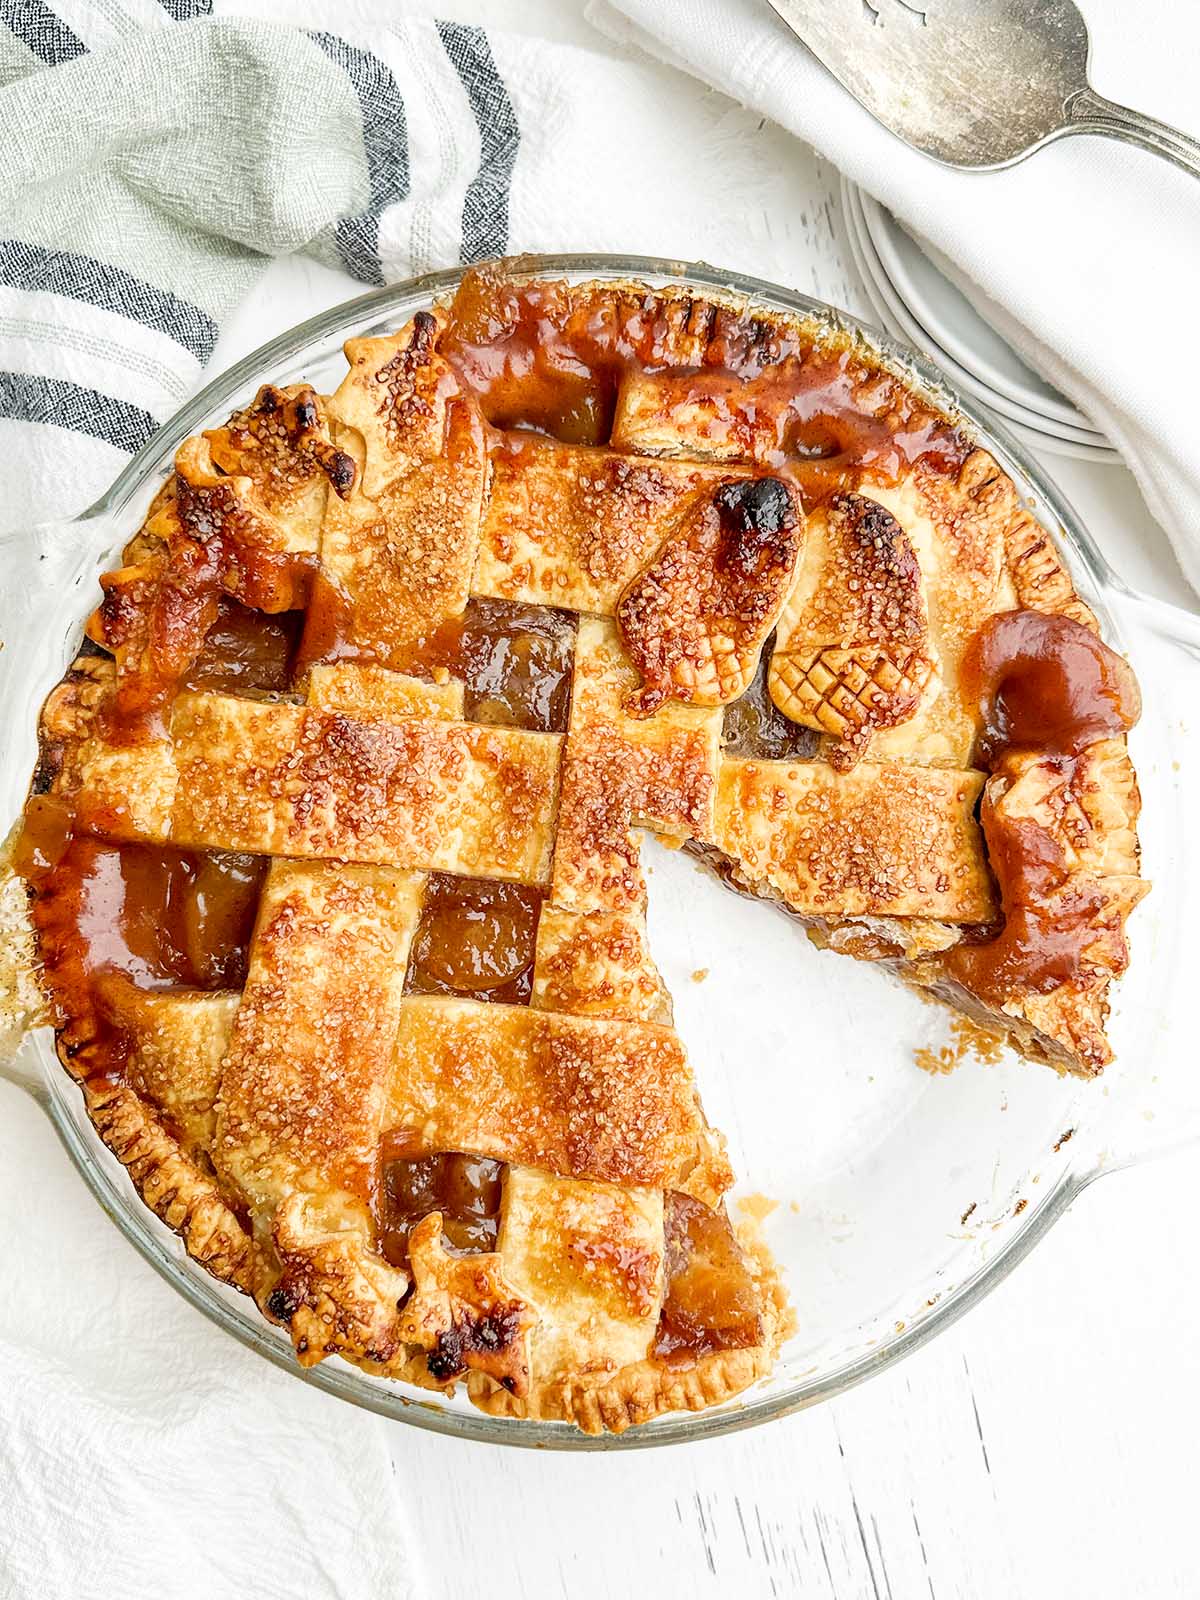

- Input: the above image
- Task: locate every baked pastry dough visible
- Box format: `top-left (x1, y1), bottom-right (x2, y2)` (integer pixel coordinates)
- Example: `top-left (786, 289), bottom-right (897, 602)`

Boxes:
top-left (9, 268), bottom-right (1146, 1433)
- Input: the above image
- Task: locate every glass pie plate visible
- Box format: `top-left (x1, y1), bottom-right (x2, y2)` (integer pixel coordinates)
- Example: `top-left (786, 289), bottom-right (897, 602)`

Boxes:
top-left (2, 254), bottom-right (1199, 1451)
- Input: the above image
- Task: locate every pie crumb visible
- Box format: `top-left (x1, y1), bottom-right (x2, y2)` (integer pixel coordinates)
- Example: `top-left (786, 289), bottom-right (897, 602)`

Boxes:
top-left (691, 967), bottom-right (709, 983)
top-left (737, 1193), bottom-right (779, 1224)
top-left (914, 1015), bottom-right (1006, 1075)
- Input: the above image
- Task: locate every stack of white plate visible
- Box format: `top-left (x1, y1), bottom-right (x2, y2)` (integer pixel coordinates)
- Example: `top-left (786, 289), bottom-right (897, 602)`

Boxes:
top-left (840, 177), bottom-right (1117, 463)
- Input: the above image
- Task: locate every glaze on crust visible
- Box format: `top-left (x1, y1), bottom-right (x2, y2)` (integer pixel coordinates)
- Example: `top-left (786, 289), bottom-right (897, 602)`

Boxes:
top-left (8, 268), bottom-right (1145, 1434)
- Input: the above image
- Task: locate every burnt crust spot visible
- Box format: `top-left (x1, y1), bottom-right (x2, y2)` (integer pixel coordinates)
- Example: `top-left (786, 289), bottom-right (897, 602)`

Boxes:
top-left (713, 478), bottom-right (797, 574)
top-left (426, 1302), bottom-right (528, 1384)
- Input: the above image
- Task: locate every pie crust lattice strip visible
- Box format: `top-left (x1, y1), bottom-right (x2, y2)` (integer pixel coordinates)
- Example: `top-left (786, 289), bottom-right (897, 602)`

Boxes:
top-left (5, 268), bottom-right (1146, 1434)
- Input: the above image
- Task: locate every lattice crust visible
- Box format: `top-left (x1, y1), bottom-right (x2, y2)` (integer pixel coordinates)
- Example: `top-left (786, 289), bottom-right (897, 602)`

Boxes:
top-left (474, 435), bottom-right (754, 614)
top-left (104, 987), bottom-right (239, 1157)
top-left (616, 476), bottom-right (804, 716)
top-left (307, 663), bottom-right (465, 721)
top-left (316, 311), bottom-right (489, 662)
top-left (492, 1169), bottom-right (665, 1394)
top-left (383, 995), bottom-right (721, 1193)
top-left (713, 757), bottom-right (995, 921)
top-left (215, 860), bottom-right (422, 1207)
top-left (213, 857), bottom-right (421, 1361)
top-left (470, 1193), bottom-right (789, 1431)
top-left (769, 492), bottom-right (936, 770)
top-left (68, 692), bottom-right (561, 884)
top-left (531, 906), bottom-right (672, 1024)
top-left (552, 617), bottom-right (722, 913)
top-left (609, 356), bottom-right (950, 465)
top-left (19, 273), bottom-right (1149, 1434)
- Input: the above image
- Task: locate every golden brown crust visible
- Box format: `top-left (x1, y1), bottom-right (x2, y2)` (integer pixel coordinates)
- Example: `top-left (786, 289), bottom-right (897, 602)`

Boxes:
top-left (63, 694), bottom-right (562, 884)
top-left (215, 860), bottom-right (422, 1208)
top-left (552, 618), bottom-right (722, 912)
top-left (204, 382), bottom-right (358, 515)
top-left (318, 315), bottom-right (488, 663)
top-left (713, 756), bottom-right (995, 921)
top-left (268, 1188), bottom-right (411, 1367)
top-left (469, 1214), bottom-right (790, 1433)
top-left (952, 449), bottom-right (1097, 629)
top-left (475, 435), bottom-right (754, 614)
top-left (384, 996), bottom-right (720, 1193)
top-left (531, 905), bottom-right (672, 1023)
top-left (86, 1079), bottom-right (256, 1291)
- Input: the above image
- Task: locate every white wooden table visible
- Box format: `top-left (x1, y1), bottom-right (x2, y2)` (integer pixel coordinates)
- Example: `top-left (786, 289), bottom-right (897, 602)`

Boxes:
top-left (120, 6), bottom-right (1200, 1590)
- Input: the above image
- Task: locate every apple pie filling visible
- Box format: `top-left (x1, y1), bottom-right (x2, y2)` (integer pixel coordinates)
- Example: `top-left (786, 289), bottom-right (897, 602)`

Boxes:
top-left (404, 874), bottom-right (544, 1005)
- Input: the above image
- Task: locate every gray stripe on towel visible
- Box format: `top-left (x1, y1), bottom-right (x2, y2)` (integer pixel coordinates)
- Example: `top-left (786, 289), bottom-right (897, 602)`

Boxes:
top-left (436, 22), bottom-right (519, 265)
top-left (0, 241), bottom-right (218, 363)
top-left (310, 31), bottom-right (411, 287)
top-left (0, 370), bottom-right (158, 453)
top-left (0, 0), bottom-right (86, 66)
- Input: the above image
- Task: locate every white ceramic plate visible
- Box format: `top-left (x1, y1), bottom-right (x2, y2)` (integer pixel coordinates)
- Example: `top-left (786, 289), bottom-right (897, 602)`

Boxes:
top-left (858, 190), bottom-right (1100, 436)
top-left (842, 182), bottom-right (1120, 464)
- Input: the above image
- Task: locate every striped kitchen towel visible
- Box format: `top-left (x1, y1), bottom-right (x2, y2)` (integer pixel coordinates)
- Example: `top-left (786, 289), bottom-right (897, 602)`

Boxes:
top-left (0, 0), bottom-right (828, 540)
top-left (0, 4), bottom-right (524, 531)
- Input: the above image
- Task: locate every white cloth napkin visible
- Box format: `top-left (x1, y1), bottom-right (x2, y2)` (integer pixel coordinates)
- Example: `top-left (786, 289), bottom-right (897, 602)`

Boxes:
top-left (588, 0), bottom-right (1200, 597)
top-left (0, 1090), bottom-right (420, 1600)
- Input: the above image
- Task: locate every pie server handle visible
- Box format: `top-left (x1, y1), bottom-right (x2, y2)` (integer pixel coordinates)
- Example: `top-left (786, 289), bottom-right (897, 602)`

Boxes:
top-left (1078, 587), bottom-right (1200, 1177)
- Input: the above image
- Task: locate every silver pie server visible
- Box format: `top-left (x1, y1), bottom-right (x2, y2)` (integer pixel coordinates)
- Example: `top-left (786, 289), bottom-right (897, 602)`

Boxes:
top-left (765, 0), bottom-right (1200, 177)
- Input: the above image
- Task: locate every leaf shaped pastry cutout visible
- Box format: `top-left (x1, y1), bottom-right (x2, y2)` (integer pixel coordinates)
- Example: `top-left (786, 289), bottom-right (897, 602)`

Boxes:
top-left (768, 491), bottom-right (936, 770)
top-left (615, 476), bottom-right (804, 718)
top-left (399, 1213), bottom-right (536, 1397)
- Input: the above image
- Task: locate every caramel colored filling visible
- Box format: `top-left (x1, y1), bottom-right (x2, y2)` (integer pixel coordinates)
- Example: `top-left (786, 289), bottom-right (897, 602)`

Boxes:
top-left (17, 795), bottom-right (265, 1081)
top-left (183, 598), bottom-right (304, 696)
top-left (654, 1192), bottom-right (763, 1366)
top-left (964, 608), bottom-right (1141, 767)
top-left (946, 800), bottom-right (1109, 1003)
top-left (408, 597), bottom-right (577, 734)
top-left (721, 635), bottom-right (819, 762)
top-left (405, 874), bottom-right (544, 1005)
top-left (376, 1147), bottom-right (505, 1269)
top-left (945, 609), bottom-right (1143, 1001)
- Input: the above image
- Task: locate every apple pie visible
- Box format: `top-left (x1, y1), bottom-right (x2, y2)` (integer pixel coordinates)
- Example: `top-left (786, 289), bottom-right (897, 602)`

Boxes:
top-left (6, 267), bottom-right (1146, 1433)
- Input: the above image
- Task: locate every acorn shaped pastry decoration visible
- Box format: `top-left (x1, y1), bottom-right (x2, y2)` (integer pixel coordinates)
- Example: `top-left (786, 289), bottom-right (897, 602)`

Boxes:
top-left (768, 491), bottom-right (937, 770)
